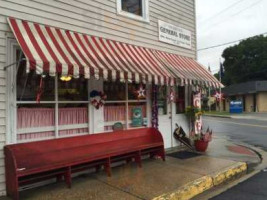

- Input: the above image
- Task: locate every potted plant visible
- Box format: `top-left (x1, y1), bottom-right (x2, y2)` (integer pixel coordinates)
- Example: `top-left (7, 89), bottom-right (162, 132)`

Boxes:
top-left (185, 106), bottom-right (213, 152)
top-left (185, 106), bottom-right (203, 129)
top-left (191, 130), bottom-right (213, 152)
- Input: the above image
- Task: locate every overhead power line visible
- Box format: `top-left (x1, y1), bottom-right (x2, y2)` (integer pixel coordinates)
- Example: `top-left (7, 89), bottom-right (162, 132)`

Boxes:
top-left (197, 31), bottom-right (267, 51)
top-left (199, 0), bottom-right (246, 25)
top-left (203, 0), bottom-right (264, 29)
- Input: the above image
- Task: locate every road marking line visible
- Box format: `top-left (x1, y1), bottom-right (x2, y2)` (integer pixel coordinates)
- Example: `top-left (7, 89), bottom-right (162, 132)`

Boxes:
top-left (204, 118), bottom-right (267, 128)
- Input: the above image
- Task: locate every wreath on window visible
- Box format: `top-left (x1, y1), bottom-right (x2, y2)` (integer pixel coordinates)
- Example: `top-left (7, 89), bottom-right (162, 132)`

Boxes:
top-left (90, 90), bottom-right (107, 109)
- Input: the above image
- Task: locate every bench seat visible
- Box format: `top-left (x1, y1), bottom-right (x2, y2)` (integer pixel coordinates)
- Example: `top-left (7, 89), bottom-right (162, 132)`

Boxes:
top-left (5, 127), bottom-right (165, 200)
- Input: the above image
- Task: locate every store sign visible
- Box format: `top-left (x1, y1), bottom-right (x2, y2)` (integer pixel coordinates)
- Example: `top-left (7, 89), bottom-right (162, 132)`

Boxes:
top-left (158, 20), bottom-right (192, 49)
top-left (230, 101), bottom-right (243, 113)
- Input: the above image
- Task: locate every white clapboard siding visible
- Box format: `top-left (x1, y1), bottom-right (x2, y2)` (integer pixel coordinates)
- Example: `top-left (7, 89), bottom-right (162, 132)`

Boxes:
top-left (1, 0), bottom-right (197, 57)
top-left (0, 0), bottom-right (197, 195)
top-left (0, 4), bottom-right (6, 194)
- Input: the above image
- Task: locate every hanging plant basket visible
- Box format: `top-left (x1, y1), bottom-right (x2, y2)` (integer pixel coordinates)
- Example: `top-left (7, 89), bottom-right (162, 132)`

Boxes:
top-left (194, 140), bottom-right (209, 152)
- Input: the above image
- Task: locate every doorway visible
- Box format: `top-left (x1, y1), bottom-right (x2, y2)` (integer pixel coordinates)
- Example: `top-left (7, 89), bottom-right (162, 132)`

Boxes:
top-left (157, 86), bottom-right (173, 149)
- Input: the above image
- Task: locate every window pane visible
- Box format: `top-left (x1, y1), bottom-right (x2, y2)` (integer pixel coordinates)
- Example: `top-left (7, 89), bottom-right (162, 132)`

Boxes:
top-left (58, 104), bottom-right (89, 137)
top-left (157, 86), bottom-right (167, 115)
top-left (128, 83), bottom-right (146, 100)
top-left (104, 103), bottom-right (126, 131)
top-left (17, 104), bottom-right (55, 141)
top-left (58, 76), bottom-right (88, 101)
top-left (176, 86), bottom-right (185, 114)
top-left (128, 102), bottom-right (147, 128)
top-left (104, 81), bottom-right (126, 101)
top-left (122, 0), bottom-right (142, 16)
top-left (17, 63), bottom-right (55, 101)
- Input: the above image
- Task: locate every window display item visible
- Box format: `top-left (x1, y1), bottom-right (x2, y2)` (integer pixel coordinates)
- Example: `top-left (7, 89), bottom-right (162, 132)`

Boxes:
top-left (90, 90), bottom-right (107, 109)
top-left (131, 107), bottom-right (143, 127)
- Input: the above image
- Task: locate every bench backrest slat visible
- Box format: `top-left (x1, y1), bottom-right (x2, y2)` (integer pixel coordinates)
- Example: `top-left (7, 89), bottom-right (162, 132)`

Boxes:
top-left (5, 128), bottom-right (164, 171)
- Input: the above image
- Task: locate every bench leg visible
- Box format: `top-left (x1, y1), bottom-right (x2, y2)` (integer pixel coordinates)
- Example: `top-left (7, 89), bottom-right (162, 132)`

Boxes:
top-left (159, 147), bottom-right (166, 161)
top-left (6, 182), bottom-right (19, 200)
top-left (126, 158), bottom-right (132, 164)
top-left (64, 167), bottom-right (72, 188)
top-left (95, 165), bottom-right (102, 173)
top-left (104, 158), bottom-right (111, 177)
top-left (149, 152), bottom-right (155, 159)
top-left (134, 151), bottom-right (142, 168)
top-left (56, 175), bottom-right (63, 182)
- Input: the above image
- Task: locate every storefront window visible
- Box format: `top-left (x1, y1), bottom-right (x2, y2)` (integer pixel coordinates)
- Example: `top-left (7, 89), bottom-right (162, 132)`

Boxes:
top-left (128, 102), bottom-right (147, 128)
top-left (176, 86), bottom-right (185, 114)
top-left (104, 103), bottom-right (126, 131)
top-left (17, 104), bottom-right (55, 141)
top-left (104, 81), bottom-right (148, 131)
top-left (58, 76), bottom-right (88, 101)
top-left (17, 65), bottom-right (55, 101)
top-left (104, 81), bottom-right (126, 101)
top-left (157, 86), bottom-right (167, 115)
top-left (58, 104), bottom-right (89, 136)
top-left (128, 83), bottom-right (146, 100)
top-left (14, 50), bottom-right (149, 141)
top-left (15, 50), bottom-right (90, 142)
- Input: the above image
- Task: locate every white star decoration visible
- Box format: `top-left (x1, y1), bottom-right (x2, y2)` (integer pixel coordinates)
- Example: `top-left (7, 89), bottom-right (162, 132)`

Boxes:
top-left (137, 85), bottom-right (146, 99)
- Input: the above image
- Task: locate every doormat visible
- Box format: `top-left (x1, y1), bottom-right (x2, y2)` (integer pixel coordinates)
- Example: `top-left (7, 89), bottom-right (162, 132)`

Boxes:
top-left (167, 151), bottom-right (201, 159)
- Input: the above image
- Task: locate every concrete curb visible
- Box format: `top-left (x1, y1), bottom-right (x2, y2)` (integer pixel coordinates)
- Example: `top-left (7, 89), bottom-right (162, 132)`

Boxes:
top-left (203, 114), bottom-right (232, 118)
top-left (152, 162), bottom-right (247, 200)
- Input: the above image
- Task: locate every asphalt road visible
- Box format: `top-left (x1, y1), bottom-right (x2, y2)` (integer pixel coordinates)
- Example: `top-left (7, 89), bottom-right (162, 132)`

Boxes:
top-left (203, 116), bottom-right (267, 200)
top-left (211, 171), bottom-right (267, 200)
top-left (203, 116), bottom-right (267, 150)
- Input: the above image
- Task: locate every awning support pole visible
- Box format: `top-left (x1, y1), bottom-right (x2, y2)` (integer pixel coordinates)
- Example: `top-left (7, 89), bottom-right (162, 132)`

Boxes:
top-left (4, 58), bottom-right (26, 71)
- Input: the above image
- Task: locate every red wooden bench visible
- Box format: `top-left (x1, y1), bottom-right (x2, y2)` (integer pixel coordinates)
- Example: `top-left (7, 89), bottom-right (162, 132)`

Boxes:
top-left (4, 127), bottom-right (165, 200)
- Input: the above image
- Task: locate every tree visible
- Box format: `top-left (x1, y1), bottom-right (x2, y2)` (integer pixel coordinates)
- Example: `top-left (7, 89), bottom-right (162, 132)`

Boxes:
top-left (220, 35), bottom-right (267, 86)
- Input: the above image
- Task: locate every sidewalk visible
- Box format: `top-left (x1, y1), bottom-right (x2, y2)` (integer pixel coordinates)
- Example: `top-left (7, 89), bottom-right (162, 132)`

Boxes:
top-left (0, 139), bottom-right (261, 200)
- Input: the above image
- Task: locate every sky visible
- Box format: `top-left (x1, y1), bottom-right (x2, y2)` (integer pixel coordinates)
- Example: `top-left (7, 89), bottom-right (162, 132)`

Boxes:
top-left (196, 0), bottom-right (267, 75)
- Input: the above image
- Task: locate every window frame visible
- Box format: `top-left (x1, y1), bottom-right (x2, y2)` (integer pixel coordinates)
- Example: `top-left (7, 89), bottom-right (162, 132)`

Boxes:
top-left (103, 81), bottom-right (149, 131)
top-left (10, 49), bottom-right (91, 143)
top-left (117, 0), bottom-right (150, 23)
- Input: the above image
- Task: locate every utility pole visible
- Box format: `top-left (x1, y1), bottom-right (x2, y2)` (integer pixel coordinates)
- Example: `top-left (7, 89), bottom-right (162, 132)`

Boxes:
top-left (219, 59), bottom-right (222, 112)
top-left (208, 64), bottom-right (211, 112)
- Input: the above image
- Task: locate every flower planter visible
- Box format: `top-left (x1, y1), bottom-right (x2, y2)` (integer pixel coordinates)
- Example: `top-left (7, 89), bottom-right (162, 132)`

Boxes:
top-left (195, 140), bottom-right (209, 152)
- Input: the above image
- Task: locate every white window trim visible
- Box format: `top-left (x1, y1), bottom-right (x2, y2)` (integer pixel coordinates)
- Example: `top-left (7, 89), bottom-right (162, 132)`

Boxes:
top-left (8, 47), bottom-right (91, 143)
top-left (117, 0), bottom-right (150, 23)
top-left (103, 81), bottom-right (149, 132)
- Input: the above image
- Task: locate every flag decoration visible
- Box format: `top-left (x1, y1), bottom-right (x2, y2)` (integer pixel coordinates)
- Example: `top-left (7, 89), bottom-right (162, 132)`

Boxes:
top-left (219, 62), bottom-right (225, 79)
top-left (213, 91), bottom-right (224, 102)
top-left (151, 85), bottom-right (158, 129)
top-left (167, 88), bottom-right (175, 103)
top-left (36, 77), bottom-right (44, 103)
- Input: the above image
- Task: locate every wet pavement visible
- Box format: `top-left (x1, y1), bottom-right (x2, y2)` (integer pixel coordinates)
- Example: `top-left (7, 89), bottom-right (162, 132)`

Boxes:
top-left (0, 155), bottom-right (246, 200)
top-left (205, 136), bottom-right (260, 166)
top-left (203, 116), bottom-right (267, 151)
top-left (1, 116), bottom-right (264, 200)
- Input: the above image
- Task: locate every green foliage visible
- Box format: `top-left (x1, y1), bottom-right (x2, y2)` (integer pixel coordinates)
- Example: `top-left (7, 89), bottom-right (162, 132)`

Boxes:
top-left (185, 106), bottom-right (203, 121)
top-left (221, 35), bottom-right (267, 86)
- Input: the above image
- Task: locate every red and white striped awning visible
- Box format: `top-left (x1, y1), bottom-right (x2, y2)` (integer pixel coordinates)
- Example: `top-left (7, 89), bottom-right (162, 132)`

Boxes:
top-left (152, 50), bottom-right (222, 88)
top-left (8, 18), bottom-right (221, 88)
